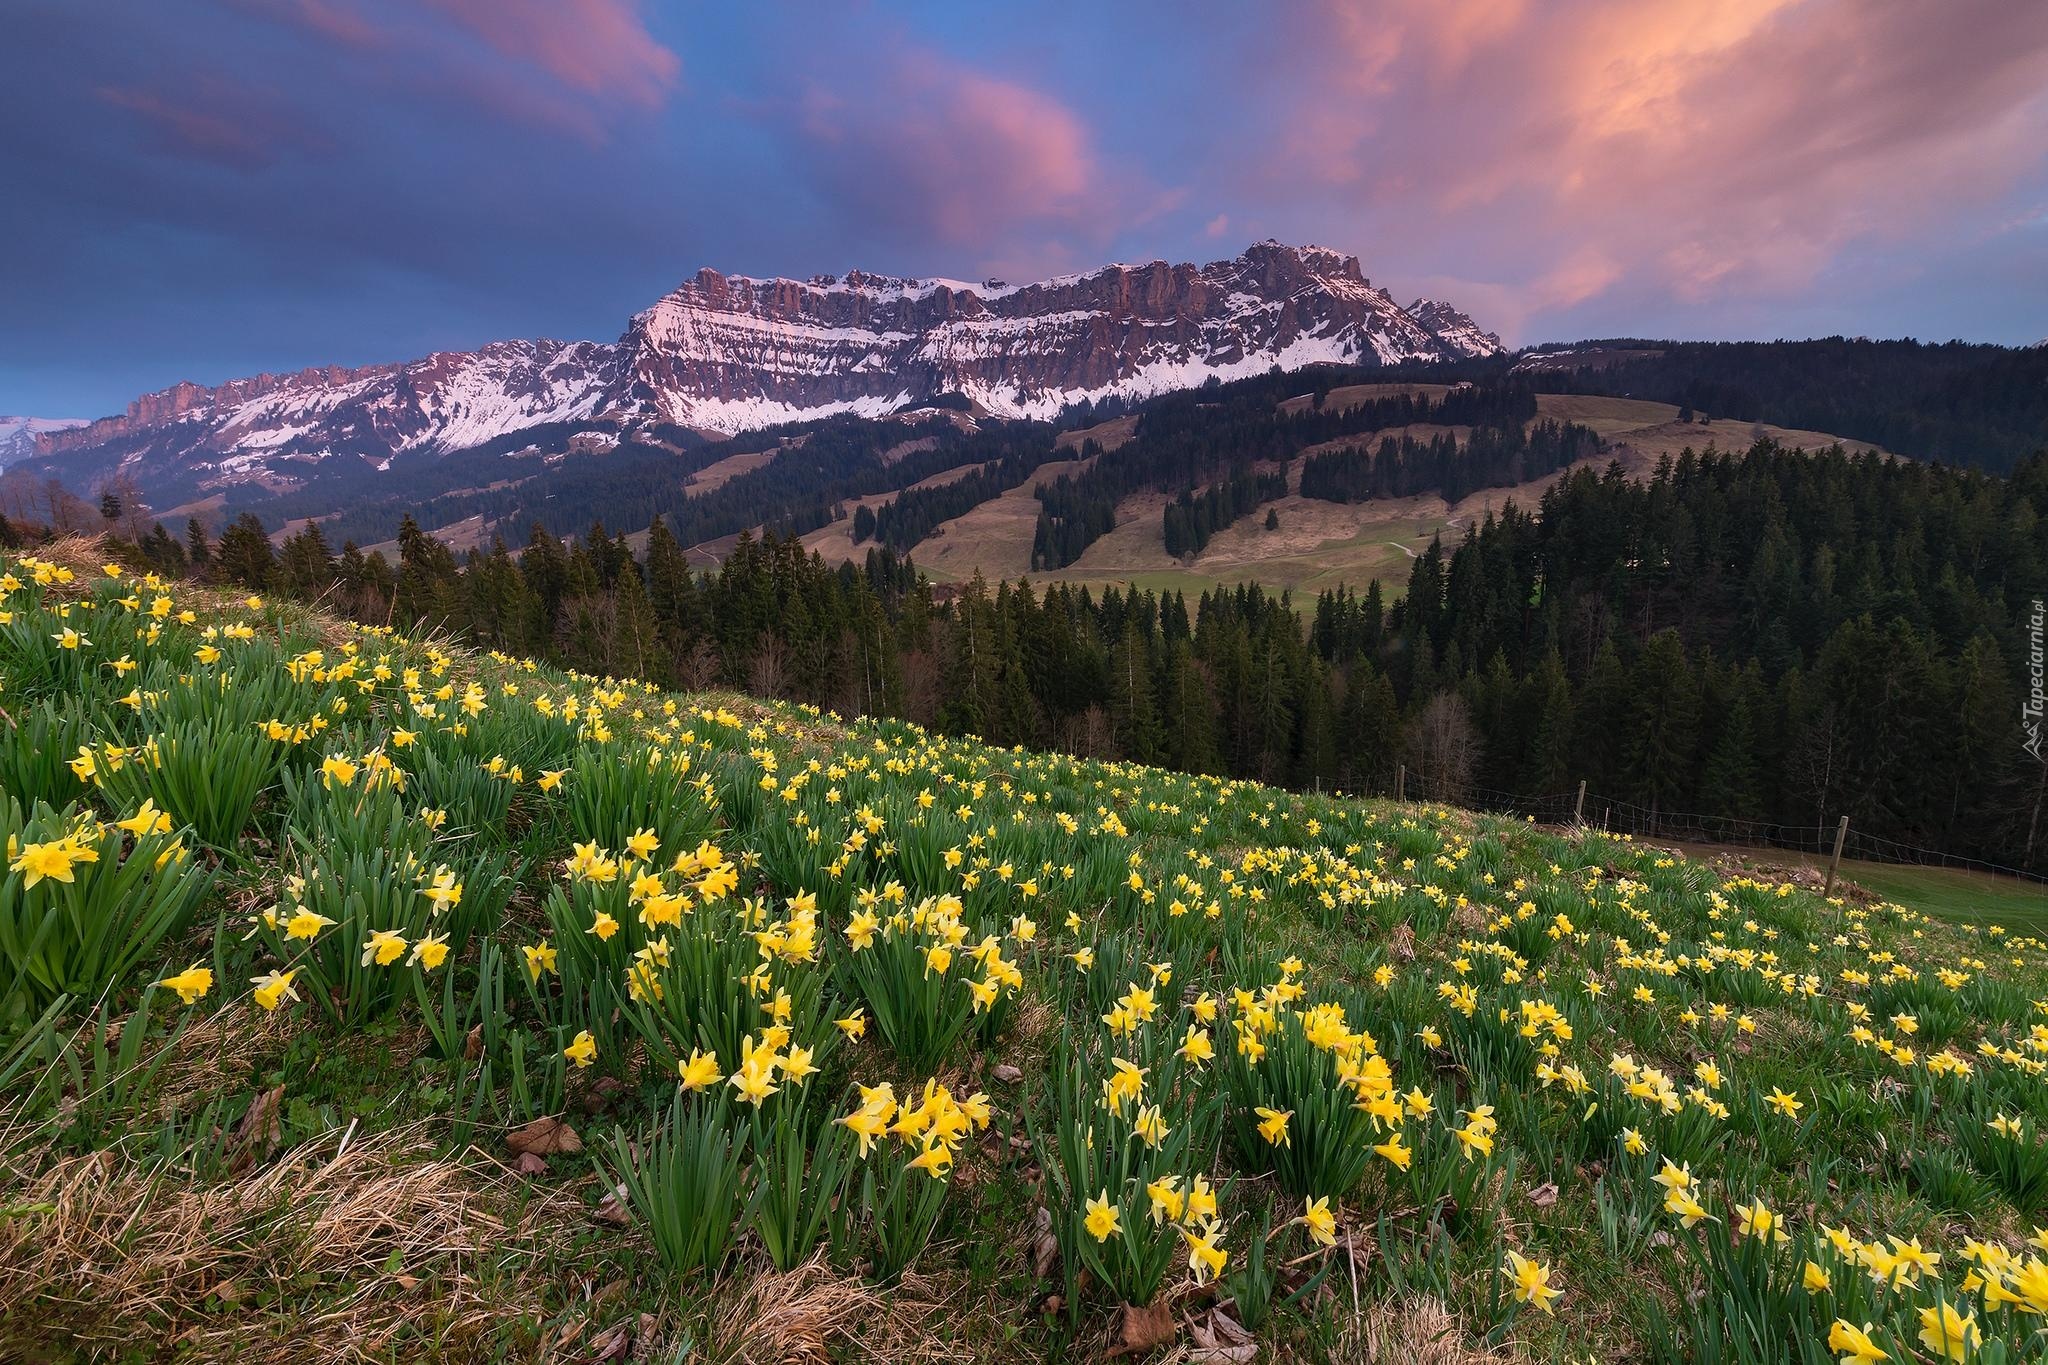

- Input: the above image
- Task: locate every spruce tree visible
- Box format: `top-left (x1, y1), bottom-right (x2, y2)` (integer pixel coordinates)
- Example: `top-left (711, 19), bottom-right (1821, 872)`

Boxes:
top-left (1574, 639), bottom-right (1629, 797)
top-left (643, 516), bottom-right (695, 674)
top-left (1159, 638), bottom-right (1218, 775)
top-left (1626, 629), bottom-right (1699, 830)
top-left (185, 517), bottom-right (213, 575)
top-left (940, 572), bottom-right (999, 738)
top-left (1698, 674), bottom-right (1762, 821)
top-left (610, 558), bottom-right (665, 684)
top-left (1520, 647), bottom-right (1574, 796)
top-left (1107, 618), bottom-right (1161, 764)
top-left (393, 515), bottom-right (460, 630)
top-left (215, 514), bottom-right (274, 590)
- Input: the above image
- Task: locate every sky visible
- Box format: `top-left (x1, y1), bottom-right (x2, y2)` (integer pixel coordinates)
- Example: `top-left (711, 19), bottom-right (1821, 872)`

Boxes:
top-left (5, 0), bottom-right (2047, 418)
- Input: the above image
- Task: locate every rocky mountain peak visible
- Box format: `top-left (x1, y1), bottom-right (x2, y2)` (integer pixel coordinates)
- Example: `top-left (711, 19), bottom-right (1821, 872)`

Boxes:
top-left (26, 242), bottom-right (1503, 500)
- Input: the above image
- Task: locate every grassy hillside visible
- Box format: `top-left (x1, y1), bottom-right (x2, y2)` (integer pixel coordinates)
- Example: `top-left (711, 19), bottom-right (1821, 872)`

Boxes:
top-left (343, 376), bottom-right (1897, 606)
top-left (894, 391), bottom-right (1879, 602)
top-left (4, 541), bottom-right (2046, 1363)
top-left (1653, 844), bottom-right (2048, 938)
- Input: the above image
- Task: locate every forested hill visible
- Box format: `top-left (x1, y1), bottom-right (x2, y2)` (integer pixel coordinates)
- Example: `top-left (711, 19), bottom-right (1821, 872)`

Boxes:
top-left (1510, 337), bottom-right (2048, 476)
top-left (19, 337), bottom-right (2037, 578)
top-left (1031, 376), bottom-right (1600, 570)
top-left (78, 438), bottom-right (2048, 876)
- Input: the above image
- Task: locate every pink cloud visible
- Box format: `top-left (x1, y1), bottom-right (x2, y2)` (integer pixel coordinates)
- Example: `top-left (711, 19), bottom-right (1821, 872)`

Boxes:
top-left (259, 0), bottom-right (385, 51)
top-left (418, 0), bottom-right (679, 109)
top-left (792, 55), bottom-right (1099, 249)
top-left (243, 0), bottom-right (678, 134)
top-left (96, 82), bottom-right (332, 171)
top-left (1250, 0), bottom-right (2048, 339)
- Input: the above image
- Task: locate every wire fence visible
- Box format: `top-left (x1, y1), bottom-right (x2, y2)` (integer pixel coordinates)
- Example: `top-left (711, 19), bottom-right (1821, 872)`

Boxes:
top-left (1369, 771), bottom-right (2047, 888)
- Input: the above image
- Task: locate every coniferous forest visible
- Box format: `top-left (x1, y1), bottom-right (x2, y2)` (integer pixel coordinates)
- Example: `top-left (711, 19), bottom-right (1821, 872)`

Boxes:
top-left (66, 437), bottom-right (2047, 875)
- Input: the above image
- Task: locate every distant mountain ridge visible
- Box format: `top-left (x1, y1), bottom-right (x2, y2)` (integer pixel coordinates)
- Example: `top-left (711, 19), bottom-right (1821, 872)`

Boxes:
top-left (28, 242), bottom-right (1500, 501)
top-left (1, 415), bottom-right (86, 468)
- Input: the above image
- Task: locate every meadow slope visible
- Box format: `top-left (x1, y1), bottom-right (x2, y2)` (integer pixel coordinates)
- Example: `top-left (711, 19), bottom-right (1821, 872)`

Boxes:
top-left (899, 393), bottom-right (1882, 601)
top-left (1, 541), bottom-right (2043, 1364)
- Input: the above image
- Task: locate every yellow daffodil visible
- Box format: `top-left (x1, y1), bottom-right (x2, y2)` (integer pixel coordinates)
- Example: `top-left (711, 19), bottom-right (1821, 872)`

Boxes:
top-left (678, 1049), bottom-right (721, 1091)
top-left (1297, 1196), bottom-right (1338, 1248)
top-left (1084, 1191), bottom-right (1121, 1242)
top-left (155, 963), bottom-right (213, 1005)
top-left (251, 968), bottom-right (299, 1012)
top-left (1506, 1250), bottom-right (1561, 1314)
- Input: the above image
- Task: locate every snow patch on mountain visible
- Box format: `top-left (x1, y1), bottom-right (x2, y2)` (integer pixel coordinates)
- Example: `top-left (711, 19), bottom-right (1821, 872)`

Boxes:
top-left (32, 243), bottom-right (1504, 496)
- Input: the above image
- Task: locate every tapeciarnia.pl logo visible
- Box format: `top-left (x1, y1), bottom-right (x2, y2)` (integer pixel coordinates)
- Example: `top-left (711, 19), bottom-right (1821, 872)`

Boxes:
top-left (2026, 598), bottom-right (2046, 763)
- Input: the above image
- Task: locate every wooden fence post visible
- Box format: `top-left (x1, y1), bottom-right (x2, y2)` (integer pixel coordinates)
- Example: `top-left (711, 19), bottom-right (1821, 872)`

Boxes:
top-left (1394, 763), bottom-right (1406, 802)
top-left (1823, 816), bottom-right (1849, 897)
top-left (1573, 780), bottom-right (1586, 825)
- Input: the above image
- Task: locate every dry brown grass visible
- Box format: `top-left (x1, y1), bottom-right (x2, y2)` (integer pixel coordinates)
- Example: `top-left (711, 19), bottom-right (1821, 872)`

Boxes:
top-left (0, 1126), bottom-right (579, 1363)
top-left (708, 1254), bottom-right (972, 1364)
top-left (1053, 414), bottom-right (1138, 453)
top-left (19, 533), bottom-right (111, 580)
top-left (1329, 1295), bottom-right (1526, 1364)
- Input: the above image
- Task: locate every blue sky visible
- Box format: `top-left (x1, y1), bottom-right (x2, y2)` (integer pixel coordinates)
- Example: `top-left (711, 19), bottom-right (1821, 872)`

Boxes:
top-left (4, 0), bottom-right (2046, 418)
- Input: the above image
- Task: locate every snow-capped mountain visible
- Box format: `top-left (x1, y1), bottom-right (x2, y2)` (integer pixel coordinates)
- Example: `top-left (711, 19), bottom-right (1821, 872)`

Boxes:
top-left (1404, 299), bottom-right (1503, 361)
top-left (32, 342), bottom-right (618, 495)
top-left (1, 415), bottom-right (87, 468)
top-left (618, 241), bottom-right (1502, 428)
top-left (29, 242), bottom-right (1502, 499)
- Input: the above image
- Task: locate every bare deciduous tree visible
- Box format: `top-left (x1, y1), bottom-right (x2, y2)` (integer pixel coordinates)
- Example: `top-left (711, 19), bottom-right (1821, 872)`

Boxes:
top-left (748, 634), bottom-right (789, 699)
top-left (677, 638), bottom-right (722, 693)
top-left (1407, 691), bottom-right (1482, 801)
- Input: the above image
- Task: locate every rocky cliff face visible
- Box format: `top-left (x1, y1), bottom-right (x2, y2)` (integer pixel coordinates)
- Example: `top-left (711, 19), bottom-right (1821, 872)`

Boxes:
top-left (31, 242), bottom-right (1503, 496)
top-left (620, 241), bottom-right (1501, 428)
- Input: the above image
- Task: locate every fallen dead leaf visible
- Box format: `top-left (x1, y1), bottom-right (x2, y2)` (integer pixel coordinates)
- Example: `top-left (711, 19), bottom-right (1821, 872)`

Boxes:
top-left (630, 1312), bottom-right (659, 1362)
top-left (593, 1183), bottom-right (632, 1226)
top-left (1528, 1182), bottom-right (1559, 1208)
top-left (1189, 1307), bottom-right (1258, 1364)
top-left (993, 1063), bottom-right (1022, 1083)
top-left (231, 1085), bottom-right (284, 1173)
top-left (514, 1152), bottom-right (549, 1176)
top-left (543, 1316), bottom-right (584, 1361)
top-left (589, 1321), bottom-right (633, 1363)
top-left (1109, 1300), bottom-right (1175, 1357)
top-left (507, 1116), bottom-right (582, 1157)
top-left (1205, 1310), bottom-right (1251, 1346)
top-left (1029, 1206), bottom-right (1059, 1280)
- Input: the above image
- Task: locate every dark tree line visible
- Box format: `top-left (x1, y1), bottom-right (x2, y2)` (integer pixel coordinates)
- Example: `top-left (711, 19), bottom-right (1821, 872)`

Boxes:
top-left (243, 413), bottom-right (1063, 561)
top-left (1352, 444), bottom-right (2048, 869)
top-left (853, 453), bottom-right (1049, 553)
top-left (132, 436), bottom-right (2048, 873)
top-left (1163, 467), bottom-right (1290, 557)
top-left (1033, 376), bottom-right (1549, 569)
top-left (1531, 337), bottom-right (2048, 477)
top-left (1300, 418), bottom-right (1603, 504)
